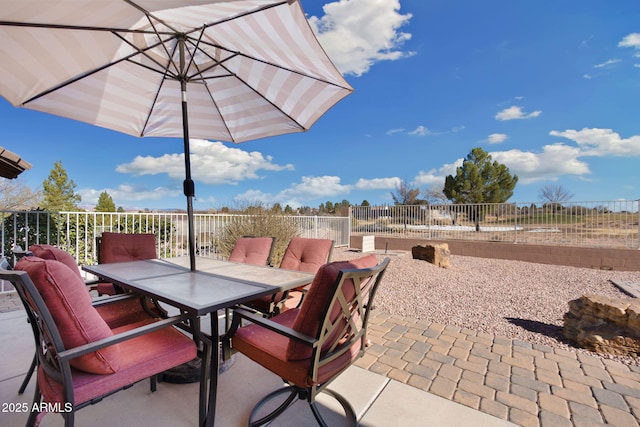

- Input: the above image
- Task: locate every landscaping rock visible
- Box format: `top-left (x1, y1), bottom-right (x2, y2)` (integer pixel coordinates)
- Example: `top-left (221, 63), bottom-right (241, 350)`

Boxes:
top-left (563, 294), bottom-right (640, 356)
top-left (411, 243), bottom-right (450, 268)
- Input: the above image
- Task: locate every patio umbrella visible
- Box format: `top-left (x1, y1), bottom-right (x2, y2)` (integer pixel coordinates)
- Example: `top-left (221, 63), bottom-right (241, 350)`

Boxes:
top-left (0, 0), bottom-right (352, 270)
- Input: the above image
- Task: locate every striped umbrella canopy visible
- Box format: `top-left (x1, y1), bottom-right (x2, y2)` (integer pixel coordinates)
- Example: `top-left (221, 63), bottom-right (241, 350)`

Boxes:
top-left (0, 0), bottom-right (353, 270)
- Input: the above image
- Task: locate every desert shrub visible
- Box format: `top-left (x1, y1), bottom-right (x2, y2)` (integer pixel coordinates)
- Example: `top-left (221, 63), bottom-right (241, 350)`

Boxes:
top-left (216, 208), bottom-right (301, 266)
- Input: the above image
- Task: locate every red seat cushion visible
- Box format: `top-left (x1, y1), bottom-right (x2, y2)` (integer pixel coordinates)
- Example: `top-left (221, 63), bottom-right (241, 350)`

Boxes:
top-left (29, 244), bottom-right (82, 278)
top-left (232, 309), bottom-right (360, 388)
top-left (228, 237), bottom-right (273, 266)
top-left (99, 233), bottom-right (156, 263)
top-left (279, 237), bottom-right (333, 273)
top-left (16, 257), bottom-right (120, 374)
top-left (37, 320), bottom-right (197, 406)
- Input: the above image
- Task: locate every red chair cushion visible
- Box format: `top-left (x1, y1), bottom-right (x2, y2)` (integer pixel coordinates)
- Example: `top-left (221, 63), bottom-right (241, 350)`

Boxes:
top-left (287, 255), bottom-right (379, 361)
top-left (228, 237), bottom-right (273, 266)
top-left (37, 319), bottom-right (197, 406)
top-left (99, 233), bottom-right (156, 263)
top-left (29, 244), bottom-right (81, 278)
top-left (232, 309), bottom-right (361, 388)
top-left (15, 257), bottom-right (120, 374)
top-left (279, 237), bottom-right (333, 274)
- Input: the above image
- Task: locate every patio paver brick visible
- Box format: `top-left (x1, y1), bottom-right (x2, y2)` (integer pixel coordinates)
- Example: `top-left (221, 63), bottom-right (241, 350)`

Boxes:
top-left (3, 294), bottom-right (640, 427)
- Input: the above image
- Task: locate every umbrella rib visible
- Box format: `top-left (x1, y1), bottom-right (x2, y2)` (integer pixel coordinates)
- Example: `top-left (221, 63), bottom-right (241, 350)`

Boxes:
top-left (140, 42), bottom-right (180, 137)
top-left (0, 20), bottom-right (171, 35)
top-left (20, 45), bottom-right (154, 105)
top-left (184, 36), bottom-right (351, 91)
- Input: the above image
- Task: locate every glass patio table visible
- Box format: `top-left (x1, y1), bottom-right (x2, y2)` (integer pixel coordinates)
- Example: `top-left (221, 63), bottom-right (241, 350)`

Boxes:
top-left (83, 256), bottom-right (314, 427)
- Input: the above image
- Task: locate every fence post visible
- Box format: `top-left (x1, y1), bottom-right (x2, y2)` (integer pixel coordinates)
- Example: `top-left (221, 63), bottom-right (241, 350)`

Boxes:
top-left (313, 215), bottom-right (318, 238)
top-left (514, 203), bottom-right (518, 244)
top-left (637, 199), bottom-right (640, 250)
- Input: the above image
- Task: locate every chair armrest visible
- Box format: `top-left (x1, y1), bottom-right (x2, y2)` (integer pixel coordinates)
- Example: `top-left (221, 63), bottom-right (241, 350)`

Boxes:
top-left (230, 308), bottom-right (319, 347)
top-left (58, 314), bottom-right (191, 362)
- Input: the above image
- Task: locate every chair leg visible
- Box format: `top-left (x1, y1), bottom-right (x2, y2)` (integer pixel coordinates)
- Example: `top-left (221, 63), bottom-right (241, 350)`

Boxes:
top-left (248, 386), bottom-right (299, 427)
top-left (26, 381), bottom-right (41, 427)
top-left (311, 389), bottom-right (357, 427)
top-left (19, 353), bottom-right (36, 394)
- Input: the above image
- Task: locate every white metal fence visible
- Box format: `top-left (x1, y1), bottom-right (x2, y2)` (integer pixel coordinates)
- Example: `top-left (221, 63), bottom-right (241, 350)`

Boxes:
top-left (3, 201), bottom-right (638, 292)
top-left (0, 211), bottom-right (350, 292)
top-left (351, 200), bottom-right (640, 249)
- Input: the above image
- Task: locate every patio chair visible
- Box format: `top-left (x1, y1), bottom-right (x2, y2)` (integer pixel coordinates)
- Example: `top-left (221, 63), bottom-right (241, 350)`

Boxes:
top-left (19, 245), bottom-right (163, 394)
top-left (228, 236), bottom-right (275, 266)
top-left (95, 232), bottom-right (157, 295)
top-left (1, 256), bottom-right (202, 427)
top-left (223, 255), bottom-right (389, 426)
top-left (243, 237), bottom-right (334, 317)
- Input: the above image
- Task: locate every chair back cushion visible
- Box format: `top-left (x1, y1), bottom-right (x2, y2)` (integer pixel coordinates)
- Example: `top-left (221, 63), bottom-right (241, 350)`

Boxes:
top-left (15, 257), bottom-right (120, 374)
top-left (99, 232), bottom-right (156, 263)
top-left (29, 244), bottom-right (81, 279)
top-left (287, 254), bottom-right (379, 361)
top-left (228, 237), bottom-right (273, 266)
top-left (279, 237), bottom-right (333, 274)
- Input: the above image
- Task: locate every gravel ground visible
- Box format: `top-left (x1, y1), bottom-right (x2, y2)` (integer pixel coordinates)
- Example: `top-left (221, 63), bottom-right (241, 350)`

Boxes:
top-left (332, 248), bottom-right (640, 365)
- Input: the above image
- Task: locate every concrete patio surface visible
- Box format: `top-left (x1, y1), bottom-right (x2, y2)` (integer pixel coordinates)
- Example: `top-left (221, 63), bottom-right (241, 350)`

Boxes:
top-left (0, 300), bottom-right (514, 427)
top-left (3, 292), bottom-right (640, 426)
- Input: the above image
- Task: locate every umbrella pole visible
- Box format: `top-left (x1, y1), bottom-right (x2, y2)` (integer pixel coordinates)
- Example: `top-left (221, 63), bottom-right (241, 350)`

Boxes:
top-left (179, 37), bottom-right (197, 271)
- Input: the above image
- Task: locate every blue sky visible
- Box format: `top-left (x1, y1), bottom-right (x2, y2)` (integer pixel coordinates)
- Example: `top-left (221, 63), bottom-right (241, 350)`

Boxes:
top-left (2, 0), bottom-right (640, 211)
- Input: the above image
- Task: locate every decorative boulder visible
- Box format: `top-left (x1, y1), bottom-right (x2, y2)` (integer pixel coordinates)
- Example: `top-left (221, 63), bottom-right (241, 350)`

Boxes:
top-left (411, 243), bottom-right (450, 268)
top-left (563, 294), bottom-right (640, 357)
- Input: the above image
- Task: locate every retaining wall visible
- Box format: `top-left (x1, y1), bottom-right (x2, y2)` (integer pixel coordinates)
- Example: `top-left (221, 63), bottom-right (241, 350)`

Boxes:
top-left (350, 235), bottom-right (640, 271)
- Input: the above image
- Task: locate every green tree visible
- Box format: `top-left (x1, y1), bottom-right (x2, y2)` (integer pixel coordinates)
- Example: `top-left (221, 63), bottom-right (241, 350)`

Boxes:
top-left (360, 200), bottom-right (370, 207)
top-left (95, 191), bottom-right (116, 212)
top-left (443, 147), bottom-right (517, 204)
top-left (443, 147), bottom-right (518, 230)
top-left (41, 161), bottom-right (81, 211)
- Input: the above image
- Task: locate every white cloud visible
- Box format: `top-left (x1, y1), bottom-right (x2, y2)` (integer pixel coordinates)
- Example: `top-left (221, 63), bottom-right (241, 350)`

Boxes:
top-left (495, 106), bottom-right (542, 121)
top-left (79, 184), bottom-right (181, 205)
top-left (116, 139), bottom-right (294, 185)
top-left (594, 59), bottom-right (621, 68)
top-left (308, 0), bottom-right (414, 76)
top-left (413, 160), bottom-right (461, 187)
top-left (618, 33), bottom-right (640, 49)
top-left (409, 125), bottom-right (431, 136)
top-left (490, 145), bottom-right (590, 184)
top-left (549, 128), bottom-right (640, 157)
top-left (386, 128), bottom-right (405, 135)
top-left (354, 177), bottom-right (402, 190)
top-left (278, 176), bottom-right (351, 200)
top-left (487, 133), bottom-right (508, 144)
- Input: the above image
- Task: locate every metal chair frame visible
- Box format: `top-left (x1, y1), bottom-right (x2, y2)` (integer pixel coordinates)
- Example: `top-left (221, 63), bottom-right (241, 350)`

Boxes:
top-left (0, 266), bottom-right (209, 427)
top-left (224, 257), bottom-right (390, 426)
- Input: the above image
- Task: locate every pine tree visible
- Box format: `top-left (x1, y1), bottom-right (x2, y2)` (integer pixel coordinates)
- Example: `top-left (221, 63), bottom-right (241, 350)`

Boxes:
top-left (41, 161), bottom-right (81, 212)
top-left (95, 191), bottom-right (116, 212)
top-left (443, 147), bottom-right (517, 204)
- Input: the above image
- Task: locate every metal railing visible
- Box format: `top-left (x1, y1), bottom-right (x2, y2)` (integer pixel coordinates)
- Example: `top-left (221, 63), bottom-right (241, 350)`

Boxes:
top-left (351, 200), bottom-right (640, 250)
top-left (0, 211), bottom-right (350, 293)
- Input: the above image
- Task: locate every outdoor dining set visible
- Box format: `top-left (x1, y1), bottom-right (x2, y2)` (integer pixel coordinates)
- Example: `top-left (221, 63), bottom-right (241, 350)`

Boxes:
top-left (0, 233), bottom-right (389, 427)
top-left (0, 1), bottom-right (372, 424)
